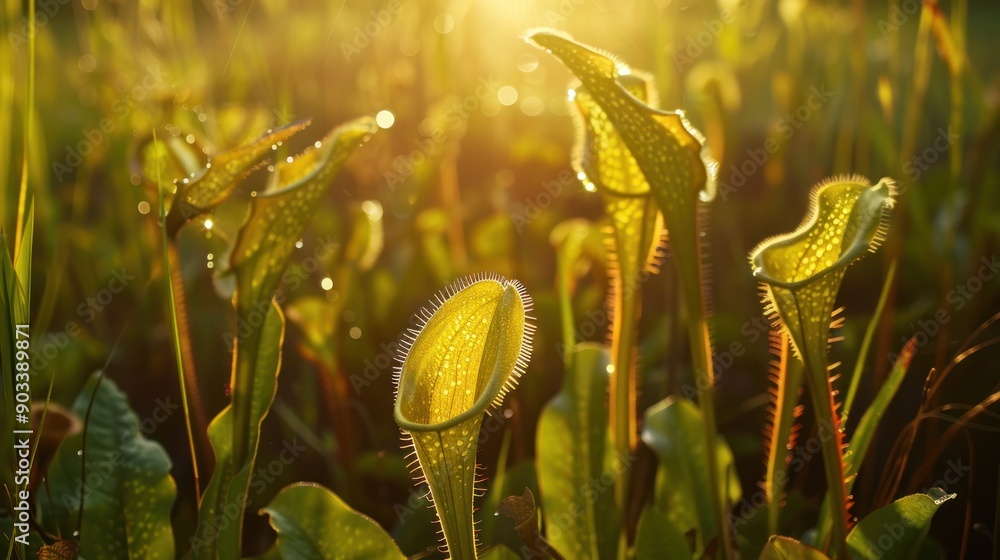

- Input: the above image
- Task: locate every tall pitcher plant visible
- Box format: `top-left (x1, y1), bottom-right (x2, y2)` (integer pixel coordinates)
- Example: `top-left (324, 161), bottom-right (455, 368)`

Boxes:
top-left (527, 29), bottom-right (728, 549)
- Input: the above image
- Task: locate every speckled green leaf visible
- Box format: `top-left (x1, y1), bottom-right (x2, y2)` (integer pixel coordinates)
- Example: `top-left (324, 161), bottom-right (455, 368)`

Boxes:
top-left (260, 483), bottom-right (403, 560)
top-left (749, 176), bottom-right (896, 366)
top-left (536, 343), bottom-right (619, 560)
top-left (229, 117), bottom-right (375, 470)
top-left (640, 398), bottom-right (741, 554)
top-left (38, 374), bottom-right (176, 559)
top-left (188, 299), bottom-right (284, 560)
top-left (159, 120), bottom-right (311, 234)
top-left (528, 29), bottom-right (715, 343)
top-left (530, 31), bottom-right (729, 545)
top-left (760, 536), bottom-right (830, 560)
top-left (395, 275), bottom-right (533, 559)
top-left (635, 507), bottom-right (691, 560)
top-left (568, 69), bottom-right (665, 458)
top-left (749, 175), bottom-right (897, 557)
top-left (847, 489), bottom-right (954, 560)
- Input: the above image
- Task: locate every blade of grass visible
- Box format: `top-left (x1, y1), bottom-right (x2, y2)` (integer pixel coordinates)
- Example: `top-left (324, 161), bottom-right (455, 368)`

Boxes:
top-left (13, 0), bottom-right (33, 251)
top-left (842, 260), bottom-right (896, 420)
top-left (154, 130), bottom-right (202, 506)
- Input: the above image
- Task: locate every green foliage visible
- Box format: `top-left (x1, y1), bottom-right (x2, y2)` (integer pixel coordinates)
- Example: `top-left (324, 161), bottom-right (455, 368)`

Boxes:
top-left (529, 30), bottom-right (733, 555)
top-left (229, 118), bottom-right (376, 469)
top-left (38, 375), bottom-right (176, 559)
top-left (4, 3), bottom-right (990, 557)
top-left (760, 536), bottom-right (830, 560)
top-left (634, 507), bottom-right (690, 560)
top-left (750, 175), bottom-right (897, 558)
top-left (846, 489), bottom-right (955, 560)
top-left (536, 343), bottom-right (619, 560)
top-left (816, 338), bottom-right (918, 543)
top-left (394, 276), bottom-right (533, 559)
top-left (641, 398), bottom-right (741, 554)
top-left (139, 120), bottom-right (312, 235)
top-left (259, 483), bottom-right (403, 560)
top-left (188, 300), bottom-right (284, 560)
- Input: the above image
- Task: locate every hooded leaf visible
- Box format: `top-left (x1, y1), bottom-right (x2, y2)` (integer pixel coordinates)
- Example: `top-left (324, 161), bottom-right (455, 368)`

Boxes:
top-left (529, 31), bottom-right (729, 549)
top-left (229, 117), bottom-right (375, 469)
top-left (569, 68), bottom-right (665, 461)
top-left (395, 275), bottom-right (533, 559)
top-left (749, 174), bottom-right (897, 558)
top-left (138, 120), bottom-right (311, 235)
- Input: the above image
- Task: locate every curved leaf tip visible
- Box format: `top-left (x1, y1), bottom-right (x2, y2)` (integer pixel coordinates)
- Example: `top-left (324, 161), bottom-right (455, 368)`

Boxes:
top-left (394, 273), bottom-right (534, 431)
top-left (525, 28), bottom-right (717, 204)
top-left (749, 175), bottom-right (896, 289)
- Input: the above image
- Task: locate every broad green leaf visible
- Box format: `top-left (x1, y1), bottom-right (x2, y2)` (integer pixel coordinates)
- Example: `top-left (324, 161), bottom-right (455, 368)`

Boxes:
top-left (635, 507), bottom-right (691, 560)
top-left (229, 117), bottom-right (375, 470)
top-left (161, 120), bottom-right (311, 234)
top-left (536, 343), bottom-right (619, 560)
top-left (760, 536), bottom-right (831, 560)
top-left (640, 398), bottom-right (741, 554)
top-left (395, 275), bottom-right (534, 559)
top-left (749, 175), bottom-right (897, 558)
top-left (259, 483), bottom-right (403, 560)
top-left (816, 337), bottom-right (917, 544)
top-left (846, 489), bottom-right (954, 560)
top-left (38, 375), bottom-right (176, 559)
top-left (188, 299), bottom-right (284, 560)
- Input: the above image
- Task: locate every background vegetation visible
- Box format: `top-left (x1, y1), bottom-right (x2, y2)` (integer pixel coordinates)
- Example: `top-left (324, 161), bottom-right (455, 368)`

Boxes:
top-left (2, 0), bottom-right (999, 557)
